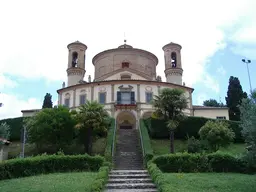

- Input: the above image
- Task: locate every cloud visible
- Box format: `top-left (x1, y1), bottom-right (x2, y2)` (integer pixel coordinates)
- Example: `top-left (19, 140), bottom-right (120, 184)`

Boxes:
top-left (0, 93), bottom-right (42, 120)
top-left (217, 66), bottom-right (226, 76)
top-left (196, 93), bottom-right (208, 105)
top-left (0, 0), bottom-right (254, 87)
top-left (0, 74), bottom-right (18, 89)
top-left (202, 74), bottom-right (220, 93)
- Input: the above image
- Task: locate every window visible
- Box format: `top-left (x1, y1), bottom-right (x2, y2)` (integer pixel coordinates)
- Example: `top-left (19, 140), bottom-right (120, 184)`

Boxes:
top-left (121, 75), bottom-right (131, 80)
top-left (64, 98), bottom-right (70, 107)
top-left (216, 116), bottom-right (226, 120)
top-left (80, 94), bottom-right (86, 105)
top-left (99, 92), bottom-right (106, 104)
top-left (146, 92), bottom-right (153, 103)
top-left (72, 52), bottom-right (78, 67)
top-left (122, 62), bottom-right (129, 68)
top-left (171, 52), bottom-right (177, 68)
top-left (117, 91), bottom-right (135, 104)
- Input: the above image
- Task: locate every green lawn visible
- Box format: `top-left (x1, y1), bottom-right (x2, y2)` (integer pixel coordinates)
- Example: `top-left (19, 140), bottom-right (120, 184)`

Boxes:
top-left (151, 139), bottom-right (246, 156)
top-left (162, 173), bottom-right (256, 192)
top-left (0, 172), bottom-right (97, 192)
top-left (8, 138), bottom-right (106, 158)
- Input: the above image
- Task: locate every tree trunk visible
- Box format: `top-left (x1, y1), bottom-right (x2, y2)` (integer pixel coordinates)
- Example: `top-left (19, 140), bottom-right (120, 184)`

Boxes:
top-left (170, 130), bottom-right (174, 153)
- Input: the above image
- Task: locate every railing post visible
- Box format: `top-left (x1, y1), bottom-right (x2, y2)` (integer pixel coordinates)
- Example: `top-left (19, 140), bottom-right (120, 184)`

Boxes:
top-left (111, 118), bottom-right (117, 158)
top-left (138, 119), bottom-right (145, 159)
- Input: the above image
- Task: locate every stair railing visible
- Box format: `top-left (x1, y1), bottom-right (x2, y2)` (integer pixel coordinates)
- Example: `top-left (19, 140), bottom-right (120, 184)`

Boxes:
top-left (111, 118), bottom-right (117, 157)
top-left (138, 119), bottom-right (145, 159)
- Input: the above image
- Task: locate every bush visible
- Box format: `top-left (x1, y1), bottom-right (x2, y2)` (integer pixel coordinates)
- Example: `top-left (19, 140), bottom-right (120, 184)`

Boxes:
top-left (152, 152), bottom-right (254, 174)
top-left (91, 162), bottom-right (111, 192)
top-left (187, 136), bottom-right (201, 153)
top-left (0, 117), bottom-right (25, 141)
top-left (0, 154), bottom-right (104, 180)
top-left (140, 119), bottom-right (154, 164)
top-left (104, 118), bottom-right (115, 162)
top-left (145, 117), bottom-right (243, 143)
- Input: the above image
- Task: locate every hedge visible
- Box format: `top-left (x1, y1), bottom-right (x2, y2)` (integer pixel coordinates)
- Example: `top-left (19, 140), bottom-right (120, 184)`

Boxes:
top-left (152, 152), bottom-right (255, 174)
top-left (0, 154), bottom-right (105, 180)
top-left (104, 118), bottom-right (115, 162)
top-left (145, 116), bottom-right (243, 143)
top-left (91, 161), bottom-right (111, 192)
top-left (0, 117), bottom-right (25, 141)
top-left (139, 119), bottom-right (154, 164)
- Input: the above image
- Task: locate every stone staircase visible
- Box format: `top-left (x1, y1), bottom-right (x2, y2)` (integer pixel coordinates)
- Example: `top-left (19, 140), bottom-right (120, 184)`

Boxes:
top-left (104, 128), bottom-right (158, 191)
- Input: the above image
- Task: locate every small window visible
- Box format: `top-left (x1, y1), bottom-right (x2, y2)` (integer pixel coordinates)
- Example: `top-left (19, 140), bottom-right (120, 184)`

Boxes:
top-left (64, 98), bottom-right (70, 107)
top-left (171, 52), bottom-right (177, 68)
top-left (99, 92), bottom-right (106, 104)
top-left (122, 62), bottom-right (129, 68)
top-left (72, 52), bottom-right (78, 67)
top-left (216, 116), bottom-right (226, 120)
top-left (80, 94), bottom-right (86, 105)
top-left (146, 92), bottom-right (153, 103)
top-left (121, 75), bottom-right (131, 80)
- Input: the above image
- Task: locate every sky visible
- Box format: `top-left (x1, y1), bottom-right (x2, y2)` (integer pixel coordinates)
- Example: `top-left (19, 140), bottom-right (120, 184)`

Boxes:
top-left (0, 0), bottom-right (256, 120)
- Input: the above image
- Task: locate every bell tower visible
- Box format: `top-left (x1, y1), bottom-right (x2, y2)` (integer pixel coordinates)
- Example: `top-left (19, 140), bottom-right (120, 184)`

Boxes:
top-left (67, 41), bottom-right (87, 86)
top-left (163, 42), bottom-right (183, 85)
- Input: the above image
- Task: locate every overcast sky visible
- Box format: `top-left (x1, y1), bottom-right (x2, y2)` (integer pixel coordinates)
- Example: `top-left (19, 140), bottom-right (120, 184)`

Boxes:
top-left (0, 0), bottom-right (256, 119)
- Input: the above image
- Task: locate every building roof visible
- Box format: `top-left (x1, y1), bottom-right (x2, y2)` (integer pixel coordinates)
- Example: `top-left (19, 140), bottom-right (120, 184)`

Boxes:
top-left (193, 105), bottom-right (228, 110)
top-left (67, 40), bottom-right (87, 49)
top-left (21, 109), bottom-right (41, 113)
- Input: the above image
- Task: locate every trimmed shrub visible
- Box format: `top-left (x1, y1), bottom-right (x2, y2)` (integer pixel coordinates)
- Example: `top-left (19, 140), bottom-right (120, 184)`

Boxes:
top-left (187, 136), bottom-right (202, 153)
top-left (145, 117), bottom-right (243, 143)
top-left (0, 154), bottom-right (104, 180)
top-left (91, 163), bottom-right (111, 192)
top-left (0, 117), bottom-right (25, 141)
top-left (104, 118), bottom-right (115, 162)
top-left (140, 119), bottom-right (154, 163)
top-left (152, 152), bottom-right (254, 174)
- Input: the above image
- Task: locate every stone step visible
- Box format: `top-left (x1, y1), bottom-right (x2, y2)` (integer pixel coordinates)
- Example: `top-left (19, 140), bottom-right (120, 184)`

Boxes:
top-left (109, 174), bottom-right (150, 179)
top-left (108, 178), bottom-right (152, 183)
top-left (111, 170), bottom-right (148, 174)
top-left (106, 183), bottom-right (156, 189)
top-left (104, 189), bottom-right (158, 192)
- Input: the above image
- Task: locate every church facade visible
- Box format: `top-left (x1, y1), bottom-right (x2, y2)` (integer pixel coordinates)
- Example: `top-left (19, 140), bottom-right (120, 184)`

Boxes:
top-left (22, 40), bottom-right (229, 129)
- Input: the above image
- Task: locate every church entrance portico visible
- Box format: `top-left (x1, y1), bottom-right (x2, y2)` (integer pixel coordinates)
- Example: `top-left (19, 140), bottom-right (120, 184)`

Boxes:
top-left (116, 110), bottom-right (136, 129)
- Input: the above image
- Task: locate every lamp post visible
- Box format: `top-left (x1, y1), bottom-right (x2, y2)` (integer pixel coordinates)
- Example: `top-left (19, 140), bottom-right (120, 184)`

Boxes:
top-left (242, 59), bottom-right (252, 94)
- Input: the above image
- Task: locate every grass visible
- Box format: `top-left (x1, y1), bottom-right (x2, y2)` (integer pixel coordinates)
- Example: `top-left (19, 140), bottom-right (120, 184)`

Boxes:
top-left (162, 173), bottom-right (256, 192)
top-left (151, 139), bottom-right (246, 156)
top-left (0, 172), bottom-right (97, 192)
top-left (8, 137), bottom-right (106, 158)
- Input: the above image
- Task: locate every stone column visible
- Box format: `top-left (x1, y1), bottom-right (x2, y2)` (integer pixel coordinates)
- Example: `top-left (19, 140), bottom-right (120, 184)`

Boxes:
top-left (111, 84), bottom-right (114, 102)
top-left (157, 85), bottom-right (161, 95)
top-left (73, 89), bottom-right (76, 107)
top-left (91, 86), bottom-right (94, 101)
top-left (59, 93), bottom-right (62, 105)
top-left (137, 84), bottom-right (140, 102)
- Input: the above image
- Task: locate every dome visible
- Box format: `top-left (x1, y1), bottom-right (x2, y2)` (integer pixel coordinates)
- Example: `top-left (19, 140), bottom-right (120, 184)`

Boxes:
top-left (118, 44), bottom-right (133, 49)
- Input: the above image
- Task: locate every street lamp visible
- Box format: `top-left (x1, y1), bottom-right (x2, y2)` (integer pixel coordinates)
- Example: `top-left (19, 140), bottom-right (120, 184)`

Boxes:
top-left (242, 59), bottom-right (252, 94)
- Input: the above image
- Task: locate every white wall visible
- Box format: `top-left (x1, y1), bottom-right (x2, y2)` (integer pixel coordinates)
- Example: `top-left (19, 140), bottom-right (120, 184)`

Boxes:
top-left (193, 108), bottom-right (229, 120)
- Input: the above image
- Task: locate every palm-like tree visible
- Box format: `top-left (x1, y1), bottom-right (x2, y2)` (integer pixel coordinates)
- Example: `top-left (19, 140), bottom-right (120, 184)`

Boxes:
top-left (153, 88), bottom-right (188, 153)
top-left (76, 101), bottom-right (110, 154)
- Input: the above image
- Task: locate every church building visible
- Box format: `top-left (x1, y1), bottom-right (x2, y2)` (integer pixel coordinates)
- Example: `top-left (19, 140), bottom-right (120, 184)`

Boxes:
top-left (22, 40), bottom-right (229, 129)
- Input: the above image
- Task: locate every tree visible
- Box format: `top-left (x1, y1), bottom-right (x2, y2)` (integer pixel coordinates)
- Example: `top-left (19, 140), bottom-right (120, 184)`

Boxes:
top-left (199, 120), bottom-right (235, 152)
top-left (203, 99), bottom-right (225, 107)
top-left (76, 101), bottom-right (110, 154)
top-left (0, 122), bottom-right (10, 140)
top-left (42, 93), bottom-right (53, 108)
top-left (225, 76), bottom-right (247, 121)
top-left (26, 106), bottom-right (75, 152)
top-left (239, 89), bottom-right (256, 166)
top-left (153, 88), bottom-right (188, 153)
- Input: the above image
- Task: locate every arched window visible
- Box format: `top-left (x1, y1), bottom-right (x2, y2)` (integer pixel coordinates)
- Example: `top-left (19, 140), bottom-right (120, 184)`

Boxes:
top-left (64, 93), bottom-right (70, 107)
top-left (72, 52), bottom-right (78, 67)
top-left (171, 52), bottom-right (177, 68)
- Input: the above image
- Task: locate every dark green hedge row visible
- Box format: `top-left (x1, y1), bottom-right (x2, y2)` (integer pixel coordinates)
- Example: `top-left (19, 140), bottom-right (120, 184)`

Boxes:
top-left (91, 161), bottom-right (111, 192)
top-left (0, 154), bottom-right (105, 180)
top-left (140, 119), bottom-right (154, 164)
top-left (104, 118), bottom-right (115, 162)
top-left (144, 117), bottom-right (243, 143)
top-left (0, 117), bottom-right (26, 141)
top-left (152, 153), bottom-right (255, 174)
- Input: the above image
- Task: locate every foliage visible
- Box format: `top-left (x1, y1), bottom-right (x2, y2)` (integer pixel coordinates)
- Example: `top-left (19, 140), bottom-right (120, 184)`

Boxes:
top-left (187, 136), bottom-right (201, 153)
top-left (225, 76), bottom-right (247, 121)
top-left (42, 93), bottom-right (53, 108)
top-left (76, 101), bottom-right (110, 154)
top-left (91, 163), bottom-right (111, 192)
top-left (104, 118), bottom-right (115, 162)
top-left (152, 152), bottom-right (254, 173)
top-left (153, 88), bottom-right (188, 153)
top-left (0, 122), bottom-right (10, 140)
top-left (199, 120), bottom-right (235, 152)
top-left (0, 154), bottom-right (105, 180)
top-left (203, 99), bottom-right (225, 107)
top-left (140, 119), bottom-right (154, 164)
top-left (0, 117), bottom-right (25, 141)
top-left (240, 89), bottom-right (256, 167)
top-left (144, 117), bottom-right (243, 143)
top-left (25, 106), bottom-right (76, 152)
